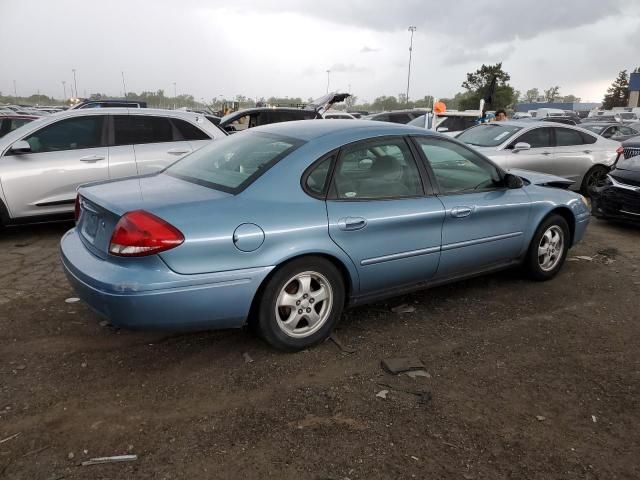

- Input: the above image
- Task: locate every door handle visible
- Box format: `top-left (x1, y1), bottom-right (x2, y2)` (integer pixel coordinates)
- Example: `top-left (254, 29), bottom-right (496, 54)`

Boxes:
top-left (583, 150), bottom-right (592, 154)
top-left (167, 148), bottom-right (191, 155)
top-left (541, 151), bottom-right (551, 156)
top-left (337, 217), bottom-right (367, 231)
top-left (79, 155), bottom-right (105, 162)
top-left (450, 206), bottom-right (473, 218)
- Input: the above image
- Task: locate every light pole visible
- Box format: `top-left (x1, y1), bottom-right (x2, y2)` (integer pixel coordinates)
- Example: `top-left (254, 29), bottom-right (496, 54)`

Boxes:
top-left (62, 81), bottom-right (67, 101)
top-left (13, 80), bottom-right (17, 101)
top-left (121, 71), bottom-right (127, 98)
top-left (406, 26), bottom-right (416, 104)
top-left (173, 82), bottom-right (177, 109)
top-left (72, 69), bottom-right (78, 99)
top-left (326, 70), bottom-right (331, 94)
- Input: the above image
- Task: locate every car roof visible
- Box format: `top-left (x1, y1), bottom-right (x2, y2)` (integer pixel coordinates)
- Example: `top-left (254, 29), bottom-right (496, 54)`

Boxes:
top-left (581, 122), bottom-right (618, 127)
top-left (250, 119), bottom-right (435, 142)
top-left (47, 107), bottom-right (207, 119)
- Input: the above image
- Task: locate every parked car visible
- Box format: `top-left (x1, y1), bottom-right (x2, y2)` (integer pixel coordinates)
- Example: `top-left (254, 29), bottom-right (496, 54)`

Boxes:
top-left (627, 121), bottom-right (640, 133)
top-left (323, 111), bottom-right (356, 119)
top-left (61, 120), bottom-right (590, 351)
top-left (0, 108), bottom-right (225, 226)
top-left (70, 99), bottom-right (147, 109)
top-left (219, 92), bottom-right (350, 133)
top-left (591, 154), bottom-right (640, 225)
top-left (409, 110), bottom-right (481, 135)
top-left (456, 121), bottom-right (619, 193)
top-left (618, 135), bottom-right (640, 161)
top-left (521, 116), bottom-right (579, 126)
top-left (0, 114), bottom-right (39, 138)
top-left (581, 122), bottom-right (640, 142)
top-left (365, 109), bottom-right (429, 124)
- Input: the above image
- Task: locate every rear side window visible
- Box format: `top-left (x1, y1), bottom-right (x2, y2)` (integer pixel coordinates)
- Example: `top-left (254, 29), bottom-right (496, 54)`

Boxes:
top-left (388, 113), bottom-right (411, 124)
top-left (304, 155), bottom-right (335, 197)
top-left (113, 115), bottom-right (174, 145)
top-left (171, 118), bottom-right (210, 140)
top-left (580, 131), bottom-right (597, 144)
top-left (514, 127), bottom-right (552, 148)
top-left (555, 127), bottom-right (584, 146)
top-left (23, 116), bottom-right (104, 153)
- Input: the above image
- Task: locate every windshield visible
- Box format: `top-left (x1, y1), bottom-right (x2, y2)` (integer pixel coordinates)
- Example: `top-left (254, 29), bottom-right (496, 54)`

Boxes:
top-left (456, 124), bottom-right (523, 147)
top-left (582, 124), bottom-right (606, 134)
top-left (166, 131), bottom-right (303, 193)
top-left (619, 112), bottom-right (637, 120)
top-left (408, 115), bottom-right (426, 127)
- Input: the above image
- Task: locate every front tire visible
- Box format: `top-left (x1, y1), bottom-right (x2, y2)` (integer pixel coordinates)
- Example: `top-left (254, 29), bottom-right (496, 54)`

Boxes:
top-left (581, 165), bottom-right (609, 196)
top-left (256, 257), bottom-right (345, 351)
top-left (525, 214), bottom-right (570, 281)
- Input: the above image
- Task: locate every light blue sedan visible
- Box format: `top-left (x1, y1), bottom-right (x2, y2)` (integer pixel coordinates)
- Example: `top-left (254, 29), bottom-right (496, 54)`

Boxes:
top-left (61, 120), bottom-right (591, 350)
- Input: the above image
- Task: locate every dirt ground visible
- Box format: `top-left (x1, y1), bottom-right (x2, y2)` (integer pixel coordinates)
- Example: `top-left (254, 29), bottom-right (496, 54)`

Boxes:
top-left (1, 218), bottom-right (639, 480)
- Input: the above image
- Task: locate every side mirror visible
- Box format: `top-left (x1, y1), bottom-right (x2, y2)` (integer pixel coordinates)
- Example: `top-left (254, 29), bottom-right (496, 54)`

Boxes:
top-left (436, 126), bottom-right (449, 133)
top-left (504, 173), bottom-right (524, 189)
top-left (224, 125), bottom-right (236, 133)
top-left (512, 142), bottom-right (531, 153)
top-left (9, 140), bottom-right (32, 154)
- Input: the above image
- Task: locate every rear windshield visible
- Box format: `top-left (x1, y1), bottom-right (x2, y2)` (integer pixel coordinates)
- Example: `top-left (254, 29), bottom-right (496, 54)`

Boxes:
top-left (582, 124), bottom-right (606, 134)
top-left (166, 131), bottom-right (303, 193)
top-left (456, 124), bottom-right (523, 147)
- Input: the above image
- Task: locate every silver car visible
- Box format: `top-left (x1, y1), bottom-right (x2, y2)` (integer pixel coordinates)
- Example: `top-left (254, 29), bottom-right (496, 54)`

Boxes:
top-left (0, 108), bottom-right (224, 225)
top-left (456, 121), bottom-right (620, 193)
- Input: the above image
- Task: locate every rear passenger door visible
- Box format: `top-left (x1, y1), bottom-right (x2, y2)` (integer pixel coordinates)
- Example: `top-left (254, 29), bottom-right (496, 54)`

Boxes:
top-left (325, 136), bottom-right (445, 295)
top-left (113, 114), bottom-right (193, 175)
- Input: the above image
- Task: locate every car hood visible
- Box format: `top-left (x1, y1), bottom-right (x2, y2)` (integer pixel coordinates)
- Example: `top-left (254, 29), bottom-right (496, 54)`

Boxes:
top-left (508, 168), bottom-right (574, 189)
top-left (610, 156), bottom-right (640, 186)
top-left (305, 92), bottom-right (351, 115)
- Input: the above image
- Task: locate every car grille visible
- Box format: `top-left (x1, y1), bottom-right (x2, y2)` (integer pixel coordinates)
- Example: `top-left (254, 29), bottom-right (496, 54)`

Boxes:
top-left (623, 147), bottom-right (640, 159)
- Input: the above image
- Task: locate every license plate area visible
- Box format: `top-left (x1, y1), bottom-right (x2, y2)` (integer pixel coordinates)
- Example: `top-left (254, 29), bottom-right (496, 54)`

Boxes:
top-left (81, 211), bottom-right (99, 239)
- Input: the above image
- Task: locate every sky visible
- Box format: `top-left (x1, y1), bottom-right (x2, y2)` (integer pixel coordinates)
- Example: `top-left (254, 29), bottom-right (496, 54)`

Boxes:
top-left (1, 0), bottom-right (639, 104)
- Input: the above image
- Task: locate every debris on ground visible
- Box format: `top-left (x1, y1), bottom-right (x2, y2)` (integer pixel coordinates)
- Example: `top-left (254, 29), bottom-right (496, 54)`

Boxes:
top-left (0, 433), bottom-right (20, 444)
top-left (376, 390), bottom-right (389, 399)
top-left (391, 304), bottom-right (416, 314)
top-left (242, 352), bottom-right (254, 364)
top-left (98, 320), bottom-right (110, 327)
top-left (574, 256), bottom-right (593, 262)
top-left (65, 297), bottom-right (80, 303)
top-left (329, 332), bottom-right (356, 354)
top-left (381, 357), bottom-right (424, 375)
top-left (67, 452), bottom-right (75, 460)
top-left (81, 454), bottom-right (138, 466)
top-left (592, 415), bottom-right (597, 423)
top-left (405, 370), bottom-right (430, 379)
top-left (536, 415), bottom-right (546, 422)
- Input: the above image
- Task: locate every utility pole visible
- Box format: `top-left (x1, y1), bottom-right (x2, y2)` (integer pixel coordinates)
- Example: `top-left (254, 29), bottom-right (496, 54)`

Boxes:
top-left (13, 80), bottom-right (17, 101)
top-left (62, 81), bottom-right (67, 101)
top-left (121, 71), bottom-right (127, 98)
top-left (326, 70), bottom-right (331, 94)
top-left (406, 26), bottom-right (417, 104)
top-left (72, 69), bottom-right (78, 98)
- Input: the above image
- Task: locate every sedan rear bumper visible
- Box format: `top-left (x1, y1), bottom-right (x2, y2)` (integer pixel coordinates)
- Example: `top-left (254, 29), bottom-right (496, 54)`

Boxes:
top-left (60, 229), bottom-right (273, 331)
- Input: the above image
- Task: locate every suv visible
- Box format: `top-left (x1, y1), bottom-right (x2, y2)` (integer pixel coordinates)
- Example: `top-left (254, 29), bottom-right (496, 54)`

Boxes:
top-left (70, 99), bottom-right (148, 109)
top-left (0, 108), bottom-right (225, 225)
top-left (365, 109), bottom-right (429, 124)
top-left (219, 92), bottom-right (350, 133)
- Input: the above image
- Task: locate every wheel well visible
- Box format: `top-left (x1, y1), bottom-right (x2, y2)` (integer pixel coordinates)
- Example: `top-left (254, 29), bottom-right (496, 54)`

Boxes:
top-left (0, 199), bottom-right (9, 227)
top-left (548, 207), bottom-right (575, 246)
top-left (246, 253), bottom-right (354, 327)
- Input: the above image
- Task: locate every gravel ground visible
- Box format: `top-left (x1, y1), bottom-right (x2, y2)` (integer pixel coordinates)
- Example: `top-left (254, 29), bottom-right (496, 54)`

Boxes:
top-left (1, 218), bottom-right (639, 479)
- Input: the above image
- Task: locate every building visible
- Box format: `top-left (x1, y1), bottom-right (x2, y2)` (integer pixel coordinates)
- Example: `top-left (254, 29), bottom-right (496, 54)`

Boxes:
top-left (629, 71), bottom-right (640, 108)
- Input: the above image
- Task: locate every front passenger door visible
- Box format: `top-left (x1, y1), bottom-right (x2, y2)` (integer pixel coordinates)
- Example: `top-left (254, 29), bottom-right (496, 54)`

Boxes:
top-left (504, 126), bottom-right (555, 173)
top-left (414, 136), bottom-right (530, 278)
top-left (1, 115), bottom-right (109, 218)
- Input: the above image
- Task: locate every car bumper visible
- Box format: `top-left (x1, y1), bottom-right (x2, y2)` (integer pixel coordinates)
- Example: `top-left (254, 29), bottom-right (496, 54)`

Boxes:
top-left (591, 186), bottom-right (640, 225)
top-left (60, 228), bottom-right (274, 331)
top-left (573, 212), bottom-right (590, 245)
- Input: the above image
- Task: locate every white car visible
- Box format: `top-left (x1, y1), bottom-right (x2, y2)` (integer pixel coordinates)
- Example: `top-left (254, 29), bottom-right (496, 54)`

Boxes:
top-left (456, 121), bottom-right (620, 193)
top-left (0, 108), bottom-right (225, 225)
top-left (323, 110), bottom-right (356, 119)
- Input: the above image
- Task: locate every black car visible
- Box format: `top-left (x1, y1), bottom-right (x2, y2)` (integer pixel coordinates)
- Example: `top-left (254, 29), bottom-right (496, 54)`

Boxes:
top-left (591, 143), bottom-right (640, 224)
top-left (218, 92), bottom-right (350, 133)
top-left (70, 99), bottom-right (148, 109)
top-left (365, 109), bottom-right (429, 124)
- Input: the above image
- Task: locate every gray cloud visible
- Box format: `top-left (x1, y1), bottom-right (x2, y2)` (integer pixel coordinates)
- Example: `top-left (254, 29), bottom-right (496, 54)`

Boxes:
top-left (329, 63), bottom-right (370, 74)
top-left (442, 44), bottom-right (516, 66)
top-left (360, 46), bottom-right (380, 53)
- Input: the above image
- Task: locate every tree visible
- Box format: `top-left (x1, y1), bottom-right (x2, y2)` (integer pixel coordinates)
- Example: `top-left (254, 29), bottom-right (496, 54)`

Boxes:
top-left (459, 62), bottom-right (516, 110)
top-left (524, 88), bottom-right (539, 102)
top-left (561, 94), bottom-right (581, 103)
top-left (544, 86), bottom-right (560, 102)
top-left (602, 70), bottom-right (630, 110)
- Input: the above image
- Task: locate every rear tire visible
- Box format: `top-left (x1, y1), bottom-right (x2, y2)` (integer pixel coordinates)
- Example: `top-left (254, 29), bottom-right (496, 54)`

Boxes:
top-left (581, 165), bottom-right (609, 196)
top-left (525, 214), bottom-right (570, 281)
top-left (256, 257), bottom-right (345, 351)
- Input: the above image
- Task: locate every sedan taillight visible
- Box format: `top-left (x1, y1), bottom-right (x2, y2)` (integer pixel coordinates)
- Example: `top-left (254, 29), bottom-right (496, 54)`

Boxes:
top-left (74, 194), bottom-right (81, 222)
top-left (109, 210), bottom-right (184, 257)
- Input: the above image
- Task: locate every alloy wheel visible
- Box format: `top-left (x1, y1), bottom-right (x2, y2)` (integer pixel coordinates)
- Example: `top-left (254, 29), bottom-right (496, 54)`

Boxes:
top-left (537, 225), bottom-right (564, 272)
top-left (274, 271), bottom-right (333, 338)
